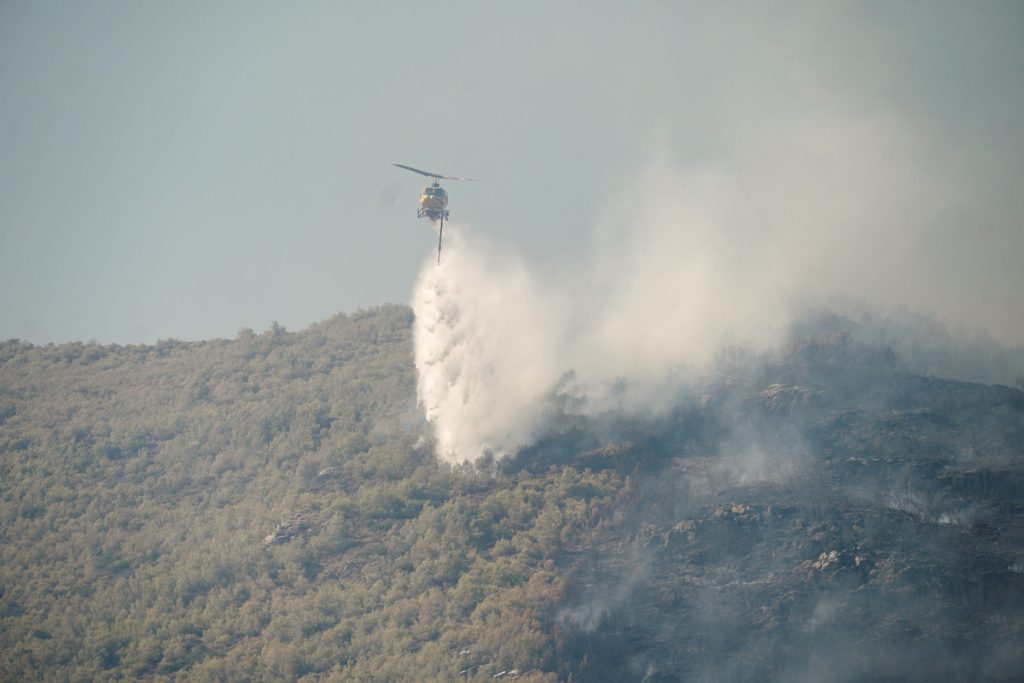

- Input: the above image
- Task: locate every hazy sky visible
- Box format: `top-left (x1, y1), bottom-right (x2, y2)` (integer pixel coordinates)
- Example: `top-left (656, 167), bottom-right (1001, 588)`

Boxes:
top-left (2, 2), bottom-right (1022, 345)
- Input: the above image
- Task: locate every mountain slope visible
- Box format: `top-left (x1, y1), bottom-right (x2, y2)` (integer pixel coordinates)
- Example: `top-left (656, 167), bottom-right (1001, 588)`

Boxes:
top-left (1, 307), bottom-right (1022, 681)
top-left (543, 338), bottom-right (1024, 681)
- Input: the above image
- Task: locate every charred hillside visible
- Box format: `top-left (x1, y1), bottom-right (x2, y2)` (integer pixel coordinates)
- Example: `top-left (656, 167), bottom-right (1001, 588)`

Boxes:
top-left (538, 335), bottom-right (1024, 681)
top-left (1, 307), bottom-right (1022, 681)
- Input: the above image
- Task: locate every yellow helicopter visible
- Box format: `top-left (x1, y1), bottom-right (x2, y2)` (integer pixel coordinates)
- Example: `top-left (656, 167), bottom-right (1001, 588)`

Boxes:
top-left (394, 163), bottom-right (477, 263)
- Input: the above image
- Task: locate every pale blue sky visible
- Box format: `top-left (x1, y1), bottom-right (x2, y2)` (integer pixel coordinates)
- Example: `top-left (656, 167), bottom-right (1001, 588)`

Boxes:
top-left (2, 2), bottom-right (1023, 344)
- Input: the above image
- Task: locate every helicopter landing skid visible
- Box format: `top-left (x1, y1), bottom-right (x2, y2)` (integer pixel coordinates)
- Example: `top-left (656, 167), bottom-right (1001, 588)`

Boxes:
top-left (417, 208), bottom-right (449, 221)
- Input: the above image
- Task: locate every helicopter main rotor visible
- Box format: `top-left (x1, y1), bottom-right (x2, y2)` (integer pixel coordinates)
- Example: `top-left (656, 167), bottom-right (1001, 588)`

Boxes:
top-left (393, 164), bottom-right (478, 183)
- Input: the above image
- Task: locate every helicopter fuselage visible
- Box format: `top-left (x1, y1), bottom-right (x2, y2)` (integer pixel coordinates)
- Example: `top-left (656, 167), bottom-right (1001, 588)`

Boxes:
top-left (417, 184), bottom-right (449, 222)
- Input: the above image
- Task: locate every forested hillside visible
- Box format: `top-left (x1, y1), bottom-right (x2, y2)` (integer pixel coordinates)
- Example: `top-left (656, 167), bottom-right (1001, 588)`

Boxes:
top-left (2, 306), bottom-right (1023, 681)
top-left (0, 307), bottom-right (619, 681)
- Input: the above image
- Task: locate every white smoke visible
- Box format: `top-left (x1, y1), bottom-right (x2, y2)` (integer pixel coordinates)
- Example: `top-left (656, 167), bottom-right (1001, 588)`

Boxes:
top-left (412, 227), bottom-right (568, 462)
top-left (412, 102), bottom-right (1000, 464)
top-left (412, 164), bottom-right (795, 463)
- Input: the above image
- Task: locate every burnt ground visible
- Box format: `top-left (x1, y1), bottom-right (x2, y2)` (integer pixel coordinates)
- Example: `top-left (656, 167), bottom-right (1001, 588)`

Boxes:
top-left (515, 337), bottom-right (1024, 682)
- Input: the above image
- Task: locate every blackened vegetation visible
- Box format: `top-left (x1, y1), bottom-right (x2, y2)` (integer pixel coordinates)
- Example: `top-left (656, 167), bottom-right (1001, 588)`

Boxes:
top-left (548, 332), bottom-right (1024, 682)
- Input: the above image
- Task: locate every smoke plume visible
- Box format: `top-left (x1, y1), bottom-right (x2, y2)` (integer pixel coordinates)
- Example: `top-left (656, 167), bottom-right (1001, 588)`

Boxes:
top-left (412, 104), bottom-right (1022, 464)
top-left (412, 227), bottom-right (567, 462)
top-left (411, 169), bottom-right (795, 465)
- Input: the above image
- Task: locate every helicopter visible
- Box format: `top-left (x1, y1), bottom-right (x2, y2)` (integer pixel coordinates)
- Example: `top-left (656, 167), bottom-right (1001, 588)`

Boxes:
top-left (394, 163), bottom-right (477, 263)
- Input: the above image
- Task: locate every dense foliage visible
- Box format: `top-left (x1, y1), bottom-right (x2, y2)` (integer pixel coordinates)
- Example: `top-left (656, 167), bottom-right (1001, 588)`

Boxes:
top-left (0, 307), bottom-right (624, 680)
